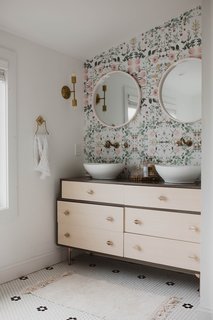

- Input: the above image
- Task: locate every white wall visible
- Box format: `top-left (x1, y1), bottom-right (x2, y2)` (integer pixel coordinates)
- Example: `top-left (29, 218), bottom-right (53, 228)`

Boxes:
top-left (199, 0), bottom-right (213, 319)
top-left (0, 29), bottom-right (84, 283)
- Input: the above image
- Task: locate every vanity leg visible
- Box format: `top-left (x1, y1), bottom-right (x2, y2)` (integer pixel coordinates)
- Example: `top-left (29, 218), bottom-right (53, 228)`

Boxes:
top-left (67, 247), bottom-right (72, 265)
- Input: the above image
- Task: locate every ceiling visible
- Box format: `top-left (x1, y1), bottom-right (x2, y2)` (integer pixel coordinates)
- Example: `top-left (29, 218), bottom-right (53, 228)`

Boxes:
top-left (0, 0), bottom-right (201, 61)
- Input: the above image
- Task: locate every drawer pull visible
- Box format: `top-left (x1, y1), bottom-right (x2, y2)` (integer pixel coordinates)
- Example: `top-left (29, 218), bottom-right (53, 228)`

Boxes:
top-left (64, 232), bottom-right (70, 238)
top-left (133, 245), bottom-right (142, 251)
top-left (188, 254), bottom-right (199, 261)
top-left (106, 216), bottom-right (114, 222)
top-left (189, 225), bottom-right (198, 231)
top-left (134, 219), bottom-right (142, 225)
top-left (87, 189), bottom-right (94, 195)
top-left (106, 240), bottom-right (113, 246)
top-left (64, 210), bottom-right (70, 216)
top-left (158, 195), bottom-right (167, 201)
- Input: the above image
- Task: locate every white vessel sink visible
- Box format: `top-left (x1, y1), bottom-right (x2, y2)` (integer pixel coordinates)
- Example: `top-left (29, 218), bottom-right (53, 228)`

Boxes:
top-left (155, 165), bottom-right (201, 183)
top-left (83, 163), bottom-right (124, 180)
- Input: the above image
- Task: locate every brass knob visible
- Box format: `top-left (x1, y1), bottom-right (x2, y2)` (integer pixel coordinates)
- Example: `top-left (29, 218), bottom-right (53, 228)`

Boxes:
top-left (106, 240), bottom-right (113, 246)
top-left (188, 225), bottom-right (198, 231)
top-left (188, 254), bottom-right (199, 261)
top-left (133, 245), bottom-right (142, 251)
top-left (64, 232), bottom-right (70, 238)
top-left (158, 195), bottom-right (167, 201)
top-left (106, 216), bottom-right (114, 222)
top-left (64, 210), bottom-right (70, 216)
top-left (134, 219), bottom-right (141, 225)
top-left (87, 189), bottom-right (94, 195)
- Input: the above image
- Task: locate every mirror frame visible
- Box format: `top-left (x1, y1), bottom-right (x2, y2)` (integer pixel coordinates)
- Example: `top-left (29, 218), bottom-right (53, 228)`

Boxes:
top-left (92, 71), bottom-right (141, 128)
top-left (158, 57), bottom-right (202, 124)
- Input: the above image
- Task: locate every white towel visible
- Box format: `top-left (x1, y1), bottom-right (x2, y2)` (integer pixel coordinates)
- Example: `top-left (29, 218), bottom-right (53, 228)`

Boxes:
top-left (34, 133), bottom-right (50, 179)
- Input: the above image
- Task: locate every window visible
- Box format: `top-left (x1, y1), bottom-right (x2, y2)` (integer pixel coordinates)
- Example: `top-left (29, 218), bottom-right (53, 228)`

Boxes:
top-left (0, 63), bottom-right (8, 209)
top-left (0, 48), bottom-right (17, 217)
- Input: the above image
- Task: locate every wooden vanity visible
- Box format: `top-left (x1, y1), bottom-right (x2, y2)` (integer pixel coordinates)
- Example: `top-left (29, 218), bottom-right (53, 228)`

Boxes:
top-left (57, 178), bottom-right (201, 273)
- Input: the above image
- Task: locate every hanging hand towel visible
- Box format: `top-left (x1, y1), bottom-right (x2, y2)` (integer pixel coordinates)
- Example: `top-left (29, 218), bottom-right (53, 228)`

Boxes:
top-left (34, 133), bottom-right (50, 179)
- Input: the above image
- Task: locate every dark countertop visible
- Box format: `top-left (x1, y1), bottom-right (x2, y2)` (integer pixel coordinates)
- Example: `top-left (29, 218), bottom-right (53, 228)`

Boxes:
top-left (61, 176), bottom-right (201, 189)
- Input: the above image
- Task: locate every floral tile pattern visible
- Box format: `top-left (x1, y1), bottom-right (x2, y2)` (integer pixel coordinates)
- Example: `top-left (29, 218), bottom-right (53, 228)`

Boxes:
top-left (83, 6), bottom-right (202, 173)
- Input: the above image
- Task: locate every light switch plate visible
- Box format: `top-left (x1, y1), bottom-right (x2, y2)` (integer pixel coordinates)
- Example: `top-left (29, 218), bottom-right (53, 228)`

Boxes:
top-left (74, 143), bottom-right (82, 156)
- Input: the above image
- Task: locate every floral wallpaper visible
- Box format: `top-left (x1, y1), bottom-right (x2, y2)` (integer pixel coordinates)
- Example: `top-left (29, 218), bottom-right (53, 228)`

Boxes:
top-left (83, 6), bottom-right (202, 174)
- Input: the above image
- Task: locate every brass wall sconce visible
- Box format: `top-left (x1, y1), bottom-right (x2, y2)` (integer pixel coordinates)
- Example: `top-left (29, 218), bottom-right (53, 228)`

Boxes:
top-left (61, 74), bottom-right (77, 107)
top-left (96, 85), bottom-right (107, 111)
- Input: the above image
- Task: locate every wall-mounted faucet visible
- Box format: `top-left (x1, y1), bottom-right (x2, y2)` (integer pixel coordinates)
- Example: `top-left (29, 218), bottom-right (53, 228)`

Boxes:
top-left (104, 140), bottom-right (120, 149)
top-left (176, 137), bottom-right (193, 147)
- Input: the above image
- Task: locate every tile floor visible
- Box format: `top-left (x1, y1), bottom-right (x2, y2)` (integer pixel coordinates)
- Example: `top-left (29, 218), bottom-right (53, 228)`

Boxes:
top-left (0, 254), bottom-right (200, 320)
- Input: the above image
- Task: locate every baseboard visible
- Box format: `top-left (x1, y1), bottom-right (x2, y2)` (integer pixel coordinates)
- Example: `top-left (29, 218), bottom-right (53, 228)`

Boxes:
top-left (0, 248), bottom-right (65, 284)
top-left (197, 306), bottom-right (213, 320)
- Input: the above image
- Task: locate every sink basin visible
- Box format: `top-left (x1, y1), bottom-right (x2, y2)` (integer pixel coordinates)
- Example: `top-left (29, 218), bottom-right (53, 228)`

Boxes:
top-left (155, 165), bottom-right (201, 183)
top-left (84, 163), bottom-right (124, 180)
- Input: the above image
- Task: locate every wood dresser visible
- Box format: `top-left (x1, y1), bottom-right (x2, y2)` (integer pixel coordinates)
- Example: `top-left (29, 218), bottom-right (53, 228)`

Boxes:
top-left (57, 178), bottom-right (201, 274)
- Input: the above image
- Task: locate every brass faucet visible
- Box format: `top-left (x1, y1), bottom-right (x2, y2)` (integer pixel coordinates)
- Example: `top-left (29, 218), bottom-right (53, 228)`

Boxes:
top-left (176, 137), bottom-right (193, 147)
top-left (104, 140), bottom-right (120, 149)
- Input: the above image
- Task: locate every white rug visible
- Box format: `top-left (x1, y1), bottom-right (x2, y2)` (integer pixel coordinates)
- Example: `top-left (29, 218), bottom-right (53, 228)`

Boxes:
top-left (26, 273), bottom-right (180, 320)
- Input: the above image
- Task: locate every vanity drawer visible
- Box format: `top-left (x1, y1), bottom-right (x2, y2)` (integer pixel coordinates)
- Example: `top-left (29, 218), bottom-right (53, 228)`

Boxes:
top-left (58, 226), bottom-right (123, 257)
top-left (124, 185), bottom-right (201, 212)
top-left (61, 181), bottom-right (123, 204)
top-left (57, 201), bottom-right (124, 232)
top-left (125, 208), bottom-right (200, 243)
top-left (124, 233), bottom-right (200, 271)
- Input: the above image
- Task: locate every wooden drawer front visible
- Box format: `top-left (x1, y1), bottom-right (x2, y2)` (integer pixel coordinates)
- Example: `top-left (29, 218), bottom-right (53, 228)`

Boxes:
top-left (57, 201), bottom-right (124, 232)
top-left (124, 233), bottom-right (200, 271)
top-left (124, 185), bottom-right (201, 212)
top-left (125, 208), bottom-right (200, 243)
top-left (58, 225), bottom-right (123, 257)
top-left (61, 181), bottom-right (123, 204)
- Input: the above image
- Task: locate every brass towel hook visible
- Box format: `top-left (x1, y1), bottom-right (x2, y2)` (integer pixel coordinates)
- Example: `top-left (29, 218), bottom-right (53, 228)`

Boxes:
top-left (35, 116), bottom-right (49, 135)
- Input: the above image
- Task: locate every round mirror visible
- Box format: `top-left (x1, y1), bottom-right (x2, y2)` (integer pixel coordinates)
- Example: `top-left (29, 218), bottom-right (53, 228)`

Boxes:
top-left (159, 58), bottom-right (201, 123)
top-left (92, 71), bottom-right (141, 128)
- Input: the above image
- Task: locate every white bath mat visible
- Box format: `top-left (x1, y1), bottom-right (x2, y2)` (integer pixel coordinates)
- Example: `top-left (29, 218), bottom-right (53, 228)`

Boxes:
top-left (25, 273), bottom-right (180, 320)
